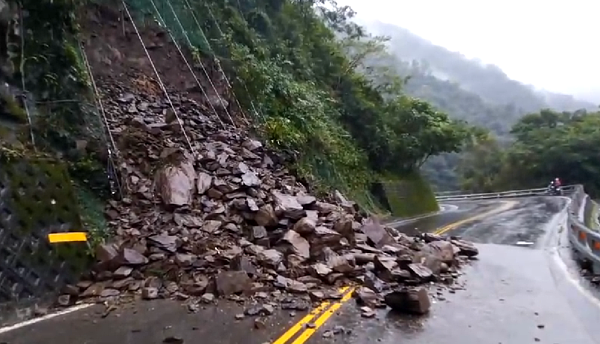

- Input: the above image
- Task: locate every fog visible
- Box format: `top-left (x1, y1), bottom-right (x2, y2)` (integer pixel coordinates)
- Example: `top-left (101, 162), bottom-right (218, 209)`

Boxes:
top-left (338, 0), bottom-right (600, 103)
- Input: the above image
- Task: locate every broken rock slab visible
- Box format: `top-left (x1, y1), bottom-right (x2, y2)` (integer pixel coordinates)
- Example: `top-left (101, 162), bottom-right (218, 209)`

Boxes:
top-left (272, 191), bottom-right (306, 220)
top-left (67, 82), bottom-right (481, 309)
top-left (215, 271), bottom-right (251, 296)
top-left (361, 217), bottom-right (396, 248)
top-left (384, 288), bottom-right (431, 315)
top-left (451, 239), bottom-right (479, 257)
top-left (281, 230), bottom-right (310, 259)
top-left (155, 156), bottom-right (196, 207)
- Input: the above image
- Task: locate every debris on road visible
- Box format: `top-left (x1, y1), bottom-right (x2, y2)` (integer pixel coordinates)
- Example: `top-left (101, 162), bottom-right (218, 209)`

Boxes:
top-left (384, 288), bottom-right (431, 314)
top-left (58, 80), bottom-right (479, 319)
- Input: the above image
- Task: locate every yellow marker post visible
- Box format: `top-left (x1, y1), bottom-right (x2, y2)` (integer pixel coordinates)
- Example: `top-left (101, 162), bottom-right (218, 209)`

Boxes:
top-left (48, 232), bottom-right (88, 243)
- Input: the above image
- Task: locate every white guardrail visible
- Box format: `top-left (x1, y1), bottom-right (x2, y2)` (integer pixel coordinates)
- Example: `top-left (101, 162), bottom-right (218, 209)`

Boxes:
top-left (566, 186), bottom-right (600, 274)
top-left (434, 185), bottom-right (577, 201)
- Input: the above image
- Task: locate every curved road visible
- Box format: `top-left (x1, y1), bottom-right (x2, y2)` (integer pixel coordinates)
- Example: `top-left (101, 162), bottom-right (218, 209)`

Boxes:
top-left (2, 196), bottom-right (600, 344)
top-left (313, 196), bottom-right (600, 344)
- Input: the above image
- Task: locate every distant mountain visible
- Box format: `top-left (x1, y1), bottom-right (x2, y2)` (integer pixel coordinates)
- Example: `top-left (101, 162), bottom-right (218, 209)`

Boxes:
top-left (361, 20), bottom-right (596, 115)
top-left (354, 19), bottom-right (595, 190)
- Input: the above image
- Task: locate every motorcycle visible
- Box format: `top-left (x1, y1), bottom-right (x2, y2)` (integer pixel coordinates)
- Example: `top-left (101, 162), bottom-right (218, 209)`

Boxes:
top-left (546, 185), bottom-right (563, 196)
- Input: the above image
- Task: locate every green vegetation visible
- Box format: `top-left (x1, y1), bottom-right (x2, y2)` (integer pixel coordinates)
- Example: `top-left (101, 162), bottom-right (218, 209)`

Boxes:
top-left (459, 109), bottom-right (600, 198)
top-left (358, 20), bottom-right (597, 190)
top-left (0, 0), bottom-right (110, 248)
top-left (0, 149), bottom-right (93, 269)
top-left (128, 0), bottom-right (472, 212)
top-left (379, 173), bottom-right (439, 218)
top-left (2, 0), bottom-right (485, 220)
top-left (586, 201), bottom-right (599, 231)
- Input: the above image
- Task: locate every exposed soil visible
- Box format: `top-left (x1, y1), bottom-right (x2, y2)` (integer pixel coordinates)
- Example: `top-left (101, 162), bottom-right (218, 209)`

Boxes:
top-left (79, 3), bottom-right (245, 126)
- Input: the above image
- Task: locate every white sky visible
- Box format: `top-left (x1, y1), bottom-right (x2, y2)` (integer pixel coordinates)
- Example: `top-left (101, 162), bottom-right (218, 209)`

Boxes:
top-left (337, 0), bottom-right (600, 100)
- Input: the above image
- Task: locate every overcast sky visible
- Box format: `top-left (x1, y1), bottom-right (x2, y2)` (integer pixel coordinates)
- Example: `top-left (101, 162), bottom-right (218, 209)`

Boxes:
top-left (338, 0), bottom-right (600, 100)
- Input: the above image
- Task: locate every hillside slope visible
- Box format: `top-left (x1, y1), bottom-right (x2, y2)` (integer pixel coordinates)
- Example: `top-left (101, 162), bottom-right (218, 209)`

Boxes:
top-left (354, 20), bottom-right (595, 190)
top-left (364, 20), bottom-right (596, 114)
top-left (1, 0), bottom-right (474, 218)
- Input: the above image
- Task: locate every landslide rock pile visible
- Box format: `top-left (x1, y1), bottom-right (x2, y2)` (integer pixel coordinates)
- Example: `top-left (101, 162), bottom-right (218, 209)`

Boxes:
top-left (59, 77), bottom-right (479, 315)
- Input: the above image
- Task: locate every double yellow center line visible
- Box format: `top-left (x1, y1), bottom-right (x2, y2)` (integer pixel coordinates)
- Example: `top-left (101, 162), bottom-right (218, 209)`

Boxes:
top-left (272, 286), bottom-right (355, 344)
top-left (433, 200), bottom-right (517, 236)
top-left (271, 200), bottom-right (517, 344)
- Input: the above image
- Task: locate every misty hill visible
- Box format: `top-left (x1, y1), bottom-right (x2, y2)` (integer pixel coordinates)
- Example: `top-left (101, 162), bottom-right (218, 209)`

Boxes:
top-left (364, 21), bottom-right (596, 116)
top-left (354, 20), bottom-right (596, 190)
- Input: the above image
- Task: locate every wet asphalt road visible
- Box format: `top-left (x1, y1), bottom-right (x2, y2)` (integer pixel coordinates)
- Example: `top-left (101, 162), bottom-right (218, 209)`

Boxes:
top-left (313, 245), bottom-right (597, 344)
top-left (2, 196), bottom-right (598, 344)
top-left (0, 299), bottom-right (295, 344)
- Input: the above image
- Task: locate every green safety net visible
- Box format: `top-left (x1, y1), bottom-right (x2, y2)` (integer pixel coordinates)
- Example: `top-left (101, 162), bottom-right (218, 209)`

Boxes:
top-left (123, 0), bottom-right (263, 119)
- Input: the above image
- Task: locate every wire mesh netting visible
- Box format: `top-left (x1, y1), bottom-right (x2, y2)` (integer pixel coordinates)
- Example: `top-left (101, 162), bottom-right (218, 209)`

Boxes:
top-left (122, 0), bottom-right (263, 121)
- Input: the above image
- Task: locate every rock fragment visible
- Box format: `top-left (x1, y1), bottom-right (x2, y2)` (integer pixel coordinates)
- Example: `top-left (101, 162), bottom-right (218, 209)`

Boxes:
top-left (67, 80), bottom-right (478, 309)
top-left (384, 288), bottom-right (431, 315)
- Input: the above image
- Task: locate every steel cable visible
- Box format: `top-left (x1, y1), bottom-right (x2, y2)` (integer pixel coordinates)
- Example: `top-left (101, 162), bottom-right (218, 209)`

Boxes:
top-left (122, 0), bottom-right (194, 153)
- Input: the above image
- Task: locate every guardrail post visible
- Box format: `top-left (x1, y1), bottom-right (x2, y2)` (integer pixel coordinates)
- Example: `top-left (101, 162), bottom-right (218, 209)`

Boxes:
top-left (566, 186), bottom-right (600, 275)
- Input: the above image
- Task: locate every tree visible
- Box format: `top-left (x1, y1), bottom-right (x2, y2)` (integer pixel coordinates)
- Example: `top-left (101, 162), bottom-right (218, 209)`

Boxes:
top-left (459, 110), bottom-right (600, 197)
top-left (457, 130), bottom-right (505, 192)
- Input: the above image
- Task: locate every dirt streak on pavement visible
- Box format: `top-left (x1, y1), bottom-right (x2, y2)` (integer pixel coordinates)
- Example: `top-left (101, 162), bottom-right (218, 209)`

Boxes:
top-left (3, 197), bottom-right (580, 344)
top-left (304, 196), bottom-right (600, 344)
top-left (0, 199), bottom-right (495, 344)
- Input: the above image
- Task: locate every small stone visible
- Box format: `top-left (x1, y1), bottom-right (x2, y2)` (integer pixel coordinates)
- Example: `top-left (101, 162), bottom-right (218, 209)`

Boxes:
top-left (57, 295), bottom-right (72, 307)
top-left (215, 271), bottom-right (251, 295)
top-left (262, 304), bottom-right (275, 315)
top-left (100, 288), bottom-right (120, 297)
top-left (309, 291), bottom-right (325, 302)
top-left (254, 318), bottom-right (267, 330)
top-left (360, 306), bottom-right (376, 318)
top-left (113, 266), bottom-right (133, 279)
top-left (201, 293), bottom-right (215, 303)
top-left (333, 325), bottom-right (346, 334)
top-left (187, 303), bottom-right (200, 313)
top-left (34, 304), bottom-right (49, 316)
top-left (142, 287), bottom-right (159, 300)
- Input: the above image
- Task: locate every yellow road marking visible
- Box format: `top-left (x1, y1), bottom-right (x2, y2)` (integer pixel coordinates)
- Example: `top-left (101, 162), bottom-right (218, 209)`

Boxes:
top-left (272, 200), bottom-right (516, 343)
top-left (434, 200), bottom-right (517, 236)
top-left (289, 287), bottom-right (356, 344)
top-left (48, 232), bottom-right (88, 243)
top-left (272, 286), bottom-right (350, 344)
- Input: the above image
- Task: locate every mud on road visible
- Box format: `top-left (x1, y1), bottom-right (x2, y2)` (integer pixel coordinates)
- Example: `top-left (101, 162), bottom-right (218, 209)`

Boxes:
top-left (3, 196), bottom-right (597, 344)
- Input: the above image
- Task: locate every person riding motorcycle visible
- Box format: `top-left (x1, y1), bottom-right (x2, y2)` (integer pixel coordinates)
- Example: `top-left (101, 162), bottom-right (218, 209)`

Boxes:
top-left (547, 178), bottom-right (562, 195)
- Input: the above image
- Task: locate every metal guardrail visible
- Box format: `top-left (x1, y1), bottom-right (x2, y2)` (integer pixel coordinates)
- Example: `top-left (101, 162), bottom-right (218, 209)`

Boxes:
top-left (438, 184), bottom-right (600, 275)
top-left (567, 185), bottom-right (600, 274)
top-left (435, 185), bottom-right (577, 201)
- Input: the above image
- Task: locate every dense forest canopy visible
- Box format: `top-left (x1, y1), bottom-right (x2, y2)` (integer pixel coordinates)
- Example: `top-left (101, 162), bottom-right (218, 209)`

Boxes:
top-left (459, 109), bottom-right (600, 197)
